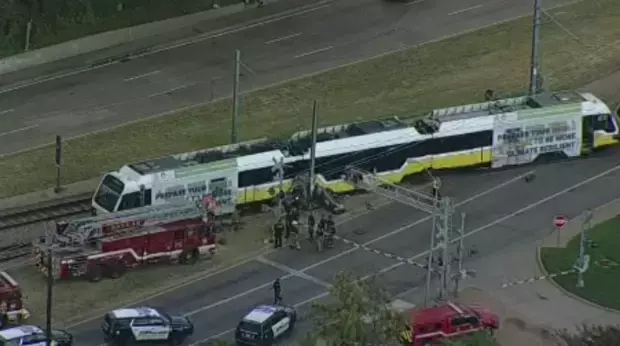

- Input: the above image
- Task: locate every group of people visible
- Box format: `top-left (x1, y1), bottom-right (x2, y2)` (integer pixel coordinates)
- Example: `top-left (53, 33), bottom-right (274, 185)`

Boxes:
top-left (272, 202), bottom-right (336, 252)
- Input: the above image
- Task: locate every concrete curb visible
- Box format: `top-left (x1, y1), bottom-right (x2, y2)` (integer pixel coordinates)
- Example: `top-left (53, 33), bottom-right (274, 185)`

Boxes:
top-left (536, 197), bottom-right (620, 315)
top-left (0, 2), bottom-right (251, 76)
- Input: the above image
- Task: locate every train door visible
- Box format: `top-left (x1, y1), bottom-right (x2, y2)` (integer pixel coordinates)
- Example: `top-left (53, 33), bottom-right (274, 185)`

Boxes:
top-left (582, 116), bottom-right (594, 153)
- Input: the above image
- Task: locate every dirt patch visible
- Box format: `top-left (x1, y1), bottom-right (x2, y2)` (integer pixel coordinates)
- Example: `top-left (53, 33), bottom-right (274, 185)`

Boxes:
top-left (457, 287), bottom-right (563, 346)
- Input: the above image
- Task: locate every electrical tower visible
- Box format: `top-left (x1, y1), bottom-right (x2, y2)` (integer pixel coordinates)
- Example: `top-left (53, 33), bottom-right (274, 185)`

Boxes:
top-left (346, 168), bottom-right (472, 306)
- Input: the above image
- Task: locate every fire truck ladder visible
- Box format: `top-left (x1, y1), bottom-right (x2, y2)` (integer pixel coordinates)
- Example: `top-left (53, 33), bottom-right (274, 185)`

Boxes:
top-left (56, 201), bottom-right (204, 245)
top-left (345, 167), bottom-right (436, 214)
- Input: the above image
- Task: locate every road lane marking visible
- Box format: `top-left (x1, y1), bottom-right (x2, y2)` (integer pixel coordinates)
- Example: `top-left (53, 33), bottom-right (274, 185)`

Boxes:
top-left (192, 164), bottom-right (620, 344)
top-left (448, 4), bottom-right (483, 16)
top-left (0, 109), bottom-right (14, 115)
top-left (123, 70), bottom-right (161, 82)
top-left (294, 46), bottom-right (334, 59)
top-left (167, 171), bottom-right (531, 319)
top-left (265, 32), bottom-right (303, 44)
top-left (147, 84), bottom-right (192, 98)
top-left (256, 256), bottom-right (332, 288)
top-left (0, 1), bottom-right (332, 96)
top-left (0, 125), bottom-right (38, 137)
top-left (406, 0), bottom-right (428, 4)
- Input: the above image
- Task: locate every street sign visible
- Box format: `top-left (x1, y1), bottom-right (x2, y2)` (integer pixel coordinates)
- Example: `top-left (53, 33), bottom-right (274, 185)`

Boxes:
top-left (553, 215), bottom-right (568, 229)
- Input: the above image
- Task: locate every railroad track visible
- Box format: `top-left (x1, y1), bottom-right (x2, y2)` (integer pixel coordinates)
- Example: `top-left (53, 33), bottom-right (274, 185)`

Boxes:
top-left (0, 196), bottom-right (92, 231)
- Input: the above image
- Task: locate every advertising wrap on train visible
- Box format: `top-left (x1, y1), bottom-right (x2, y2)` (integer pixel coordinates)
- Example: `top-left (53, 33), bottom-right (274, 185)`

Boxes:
top-left (491, 114), bottom-right (582, 168)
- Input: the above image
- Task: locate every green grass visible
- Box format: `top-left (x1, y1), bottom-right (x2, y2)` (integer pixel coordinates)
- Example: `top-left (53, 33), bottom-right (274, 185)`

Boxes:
top-left (540, 215), bottom-right (620, 310)
top-left (1, 0), bottom-right (620, 198)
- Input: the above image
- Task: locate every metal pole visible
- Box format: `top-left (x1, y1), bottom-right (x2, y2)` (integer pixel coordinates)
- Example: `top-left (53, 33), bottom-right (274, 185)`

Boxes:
top-left (45, 250), bottom-right (53, 346)
top-left (454, 212), bottom-right (466, 298)
top-left (25, 20), bottom-right (32, 52)
top-left (308, 101), bottom-right (319, 205)
top-left (528, 0), bottom-right (542, 96)
top-left (438, 198), bottom-right (451, 300)
top-left (231, 49), bottom-right (241, 143)
top-left (139, 184), bottom-right (145, 207)
top-left (54, 135), bottom-right (63, 193)
top-left (577, 210), bottom-right (591, 288)
top-left (424, 197), bottom-right (439, 307)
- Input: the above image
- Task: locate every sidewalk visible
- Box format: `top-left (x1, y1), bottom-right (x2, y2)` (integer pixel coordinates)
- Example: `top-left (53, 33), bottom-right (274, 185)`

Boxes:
top-left (460, 197), bottom-right (620, 344)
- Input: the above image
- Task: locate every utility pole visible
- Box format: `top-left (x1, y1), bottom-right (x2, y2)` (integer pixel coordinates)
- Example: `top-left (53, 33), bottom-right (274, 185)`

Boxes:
top-left (453, 212), bottom-right (466, 298)
top-left (528, 0), bottom-right (542, 96)
top-left (308, 100), bottom-right (319, 205)
top-left (576, 209), bottom-right (592, 288)
top-left (231, 49), bottom-right (241, 144)
top-left (424, 196), bottom-right (440, 307)
top-left (45, 229), bottom-right (53, 346)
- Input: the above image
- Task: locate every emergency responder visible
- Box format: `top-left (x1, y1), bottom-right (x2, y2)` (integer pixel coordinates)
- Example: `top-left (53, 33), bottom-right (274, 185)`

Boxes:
top-left (307, 212), bottom-right (315, 241)
top-left (400, 324), bottom-right (413, 345)
top-left (273, 278), bottom-right (282, 305)
top-left (431, 177), bottom-right (442, 200)
top-left (315, 215), bottom-right (327, 252)
top-left (0, 301), bottom-right (8, 329)
top-left (273, 219), bottom-right (284, 248)
top-left (289, 220), bottom-right (301, 250)
top-left (325, 214), bottom-right (336, 248)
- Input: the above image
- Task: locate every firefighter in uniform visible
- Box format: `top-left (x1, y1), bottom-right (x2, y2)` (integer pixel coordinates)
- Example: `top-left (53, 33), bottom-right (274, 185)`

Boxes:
top-left (400, 324), bottom-right (413, 345)
top-left (307, 212), bottom-right (316, 241)
top-left (289, 220), bottom-right (301, 250)
top-left (273, 219), bottom-right (284, 248)
top-left (316, 215), bottom-right (327, 252)
top-left (431, 177), bottom-right (442, 200)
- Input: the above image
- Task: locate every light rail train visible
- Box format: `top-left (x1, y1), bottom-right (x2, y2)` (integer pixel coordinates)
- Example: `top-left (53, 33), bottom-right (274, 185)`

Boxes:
top-left (92, 91), bottom-right (619, 214)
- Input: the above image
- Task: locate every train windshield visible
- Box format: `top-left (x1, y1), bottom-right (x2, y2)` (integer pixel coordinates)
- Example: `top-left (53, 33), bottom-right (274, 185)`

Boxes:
top-left (94, 174), bottom-right (124, 212)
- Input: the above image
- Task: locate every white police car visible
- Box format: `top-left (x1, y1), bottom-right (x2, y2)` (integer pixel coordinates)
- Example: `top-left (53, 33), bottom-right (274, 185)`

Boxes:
top-left (235, 304), bottom-right (297, 346)
top-left (101, 307), bottom-right (193, 345)
top-left (0, 325), bottom-right (72, 346)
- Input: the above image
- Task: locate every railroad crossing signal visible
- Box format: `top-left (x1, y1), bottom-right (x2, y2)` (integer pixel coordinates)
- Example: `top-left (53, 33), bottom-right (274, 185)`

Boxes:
top-left (553, 215), bottom-right (568, 229)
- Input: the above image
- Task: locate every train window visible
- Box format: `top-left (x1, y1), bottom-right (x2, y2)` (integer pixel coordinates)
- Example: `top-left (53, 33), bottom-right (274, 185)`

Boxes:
top-left (238, 167), bottom-right (274, 188)
top-left (118, 190), bottom-right (152, 211)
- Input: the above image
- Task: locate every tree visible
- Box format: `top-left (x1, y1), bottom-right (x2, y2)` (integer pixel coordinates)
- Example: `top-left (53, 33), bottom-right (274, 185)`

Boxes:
top-left (304, 271), bottom-right (408, 346)
top-left (556, 324), bottom-right (620, 346)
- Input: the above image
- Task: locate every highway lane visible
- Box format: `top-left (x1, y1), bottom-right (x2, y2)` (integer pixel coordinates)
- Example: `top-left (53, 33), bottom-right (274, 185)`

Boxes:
top-left (0, 0), bottom-right (575, 156)
top-left (63, 149), bottom-right (620, 345)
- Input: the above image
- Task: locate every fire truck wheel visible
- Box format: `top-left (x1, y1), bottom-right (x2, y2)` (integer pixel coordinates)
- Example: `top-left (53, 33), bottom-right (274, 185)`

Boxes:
top-left (86, 264), bottom-right (103, 282)
top-left (180, 249), bottom-right (199, 265)
top-left (105, 261), bottom-right (126, 279)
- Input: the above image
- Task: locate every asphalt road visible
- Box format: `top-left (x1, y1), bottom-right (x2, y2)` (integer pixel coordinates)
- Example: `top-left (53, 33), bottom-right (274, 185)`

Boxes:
top-left (0, 0), bottom-right (574, 156)
top-left (62, 149), bottom-right (620, 346)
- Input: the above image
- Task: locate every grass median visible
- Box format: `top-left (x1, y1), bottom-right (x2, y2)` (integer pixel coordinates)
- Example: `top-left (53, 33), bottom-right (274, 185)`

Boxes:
top-left (1, 0), bottom-right (620, 199)
top-left (540, 214), bottom-right (620, 310)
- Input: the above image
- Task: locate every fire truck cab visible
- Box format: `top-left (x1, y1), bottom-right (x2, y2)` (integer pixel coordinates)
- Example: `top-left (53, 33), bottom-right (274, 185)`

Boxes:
top-left (33, 201), bottom-right (217, 282)
top-left (402, 302), bottom-right (499, 345)
top-left (0, 271), bottom-right (29, 326)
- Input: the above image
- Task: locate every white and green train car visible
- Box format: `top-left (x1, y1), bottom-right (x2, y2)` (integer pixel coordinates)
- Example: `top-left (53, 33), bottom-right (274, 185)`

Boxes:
top-left (92, 91), bottom-right (619, 214)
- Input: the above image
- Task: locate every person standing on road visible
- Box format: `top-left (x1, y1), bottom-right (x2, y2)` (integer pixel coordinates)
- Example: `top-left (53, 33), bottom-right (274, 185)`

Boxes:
top-left (307, 212), bottom-right (315, 241)
top-left (431, 177), bottom-right (442, 200)
top-left (289, 221), bottom-right (301, 250)
top-left (315, 216), bottom-right (326, 252)
top-left (273, 278), bottom-right (282, 305)
top-left (273, 220), bottom-right (284, 248)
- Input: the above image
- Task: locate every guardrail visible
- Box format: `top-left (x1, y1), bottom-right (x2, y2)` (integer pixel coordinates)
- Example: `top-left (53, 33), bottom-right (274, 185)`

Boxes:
top-left (0, 195), bottom-right (92, 263)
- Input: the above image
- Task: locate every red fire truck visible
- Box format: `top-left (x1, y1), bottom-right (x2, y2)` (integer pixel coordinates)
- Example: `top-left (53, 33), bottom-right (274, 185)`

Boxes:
top-left (401, 302), bottom-right (499, 345)
top-left (0, 271), bottom-right (30, 325)
top-left (33, 201), bottom-right (217, 282)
